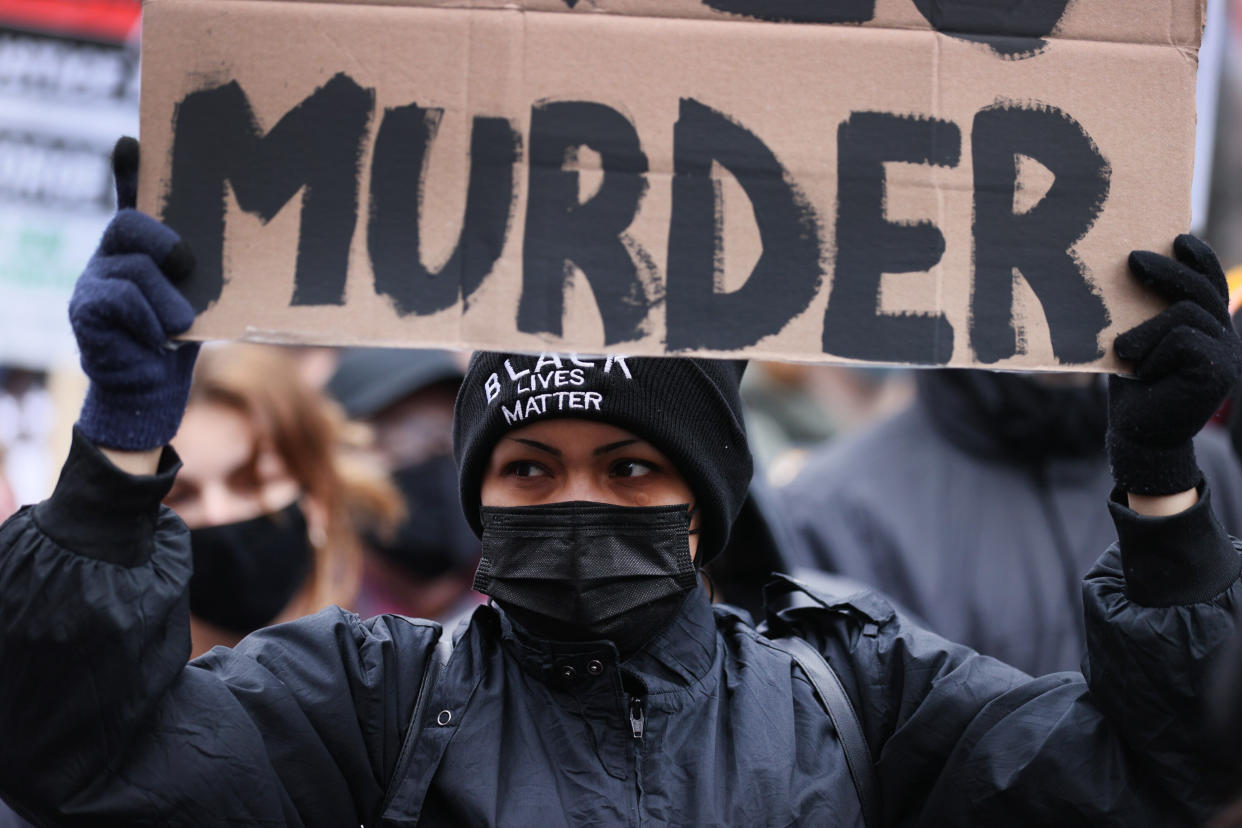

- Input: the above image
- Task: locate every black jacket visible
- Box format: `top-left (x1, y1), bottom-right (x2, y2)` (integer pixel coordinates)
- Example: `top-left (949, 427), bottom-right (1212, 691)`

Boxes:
top-left (1, 430), bottom-right (1240, 826)
top-left (780, 379), bottom-right (1242, 675)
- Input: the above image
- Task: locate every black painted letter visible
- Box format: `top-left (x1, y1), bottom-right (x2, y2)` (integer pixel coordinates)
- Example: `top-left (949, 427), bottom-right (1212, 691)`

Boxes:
top-left (666, 98), bottom-right (822, 351)
top-left (520, 101), bottom-right (652, 345)
top-left (970, 103), bottom-right (1110, 365)
top-left (911, 0), bottom-right (1072, 58)
top-left (163, 73), bottom-right (373, 311)
top-left (368, 105), bottom-right (519, 315)
top-left (823, 112), bottom-right (960, 364)
top-left (701, 0), bottom-right (874, 24)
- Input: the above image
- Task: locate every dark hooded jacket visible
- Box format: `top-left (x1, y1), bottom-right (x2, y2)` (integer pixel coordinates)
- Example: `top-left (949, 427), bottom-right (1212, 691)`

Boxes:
top-left (0, 430), bottom-right (1240, 826)
top-left (780, 371), bottom-right (1242, 675)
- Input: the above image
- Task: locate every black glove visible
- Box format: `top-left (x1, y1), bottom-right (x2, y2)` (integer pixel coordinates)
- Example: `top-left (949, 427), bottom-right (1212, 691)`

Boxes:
top-left (1228, 309), bottom-right (1242, 463)
top-left (70, 137), bottom-right (199, 451)
top-left (1107, 234), bottom-right (1242, 495)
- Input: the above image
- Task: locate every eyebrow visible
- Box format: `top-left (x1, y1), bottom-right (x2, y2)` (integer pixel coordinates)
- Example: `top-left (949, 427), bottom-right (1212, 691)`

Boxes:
top-left (507, 437), bottom-right (643, 458)
top-left (510, 438), bottom-right (561, 457)
top-left (593, 439), bottom-right (641, 456)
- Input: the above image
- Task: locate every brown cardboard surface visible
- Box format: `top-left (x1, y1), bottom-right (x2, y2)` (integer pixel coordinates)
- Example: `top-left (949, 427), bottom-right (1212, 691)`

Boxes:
top-left (195, 0), bottom-right (1206, 49)
top-left (139, 0), bottom-right (1205, 370)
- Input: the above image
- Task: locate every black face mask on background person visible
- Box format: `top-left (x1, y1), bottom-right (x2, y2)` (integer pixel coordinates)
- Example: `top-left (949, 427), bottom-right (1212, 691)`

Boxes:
top-left (918, 370), bottom-right (1108, 464)
top-left (474, 501), bottom-right (699, 655)
top-left (189, 502), bottom-right (314, 635)
top-left (366, 455), bottom-right (480, 580)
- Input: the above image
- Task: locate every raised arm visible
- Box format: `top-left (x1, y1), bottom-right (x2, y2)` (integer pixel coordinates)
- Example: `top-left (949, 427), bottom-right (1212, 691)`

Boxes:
top-left (0, 139), bottom-right (436, 825)
top-left (70, 137), bottom-right (200, 468)
top-left (787, 236), bottom-right (1242, 825)
top-left (1107, 234), bottom-right (1242, 519)
top-left (78, 140), bottom-right (183, 478)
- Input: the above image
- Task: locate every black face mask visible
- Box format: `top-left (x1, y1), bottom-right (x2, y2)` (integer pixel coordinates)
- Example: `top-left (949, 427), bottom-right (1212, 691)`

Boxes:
top-left (474, 501), bottom-right (699, 655)
top-left (189, 502), bottom-right (314, 635)
top-left (367, 455), bottom-right (479, 580)
top-left (919, 370), bottom-right (1108, 463)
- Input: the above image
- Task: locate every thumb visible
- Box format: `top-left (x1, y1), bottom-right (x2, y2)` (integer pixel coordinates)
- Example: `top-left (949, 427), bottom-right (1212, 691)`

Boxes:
top-left (112, 136), bottom-right (140, 211)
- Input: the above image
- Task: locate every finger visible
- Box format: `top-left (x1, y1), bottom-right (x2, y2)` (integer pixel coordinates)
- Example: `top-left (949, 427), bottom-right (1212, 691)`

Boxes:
top-left (71, 278), bottom-right (168, 351)
top-left (1114, 300), bottom-right (1223, 365)
top-left (1131, 325), bottom-right (1232, 384)
top-left (173, 341), bottom-right (202, 375)
top-left (112, 137), bottom-right (139, 211)
top-left (1173, 234), bottom-right (1227, 302)
top-left (95, 253), bottom-right (196, 336)
top-left (99, 211), bottom-right (196, 284)
top-left (1127, 250), bottom-right (1230, 326)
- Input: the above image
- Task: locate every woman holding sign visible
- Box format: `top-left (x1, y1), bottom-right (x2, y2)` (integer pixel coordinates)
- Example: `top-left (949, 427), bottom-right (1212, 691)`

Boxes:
top-left (0, 140), bottom-right (1239, 825)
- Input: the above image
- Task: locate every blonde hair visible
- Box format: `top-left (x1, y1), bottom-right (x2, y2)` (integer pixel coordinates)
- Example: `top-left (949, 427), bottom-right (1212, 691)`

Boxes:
top-left (188, 344), bottom-right (401, 614)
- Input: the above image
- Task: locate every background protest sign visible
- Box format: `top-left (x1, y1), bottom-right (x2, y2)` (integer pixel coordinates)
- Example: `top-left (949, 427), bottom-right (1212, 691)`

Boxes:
top-left (1, 0), bottom-right (140, 371)
top-left (138, 0), bottom-right (1204, 371)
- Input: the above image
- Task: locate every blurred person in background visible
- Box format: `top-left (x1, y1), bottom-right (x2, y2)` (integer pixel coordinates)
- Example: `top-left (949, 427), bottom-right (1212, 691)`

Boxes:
top-left (0, 370), bottom-right (54, 509)
top-left (170, 343), bottom-right (401, 657)
top-left (742, 361), bottom-right (912, 485)
top-left (779, 368), bottom-right (1242, 676)
top-left (0, 449), bottom-right (13, 523)
top-left (742, 362), bottom-right (840, 469)
top-left (326, 347), bottom-right (483, 622)
top-left (292, 345), bottom-right (342, 390)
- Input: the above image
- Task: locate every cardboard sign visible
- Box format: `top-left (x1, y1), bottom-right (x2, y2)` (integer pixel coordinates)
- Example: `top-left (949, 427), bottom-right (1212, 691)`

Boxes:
top-left (138, 0), bottom-right (1205, 370)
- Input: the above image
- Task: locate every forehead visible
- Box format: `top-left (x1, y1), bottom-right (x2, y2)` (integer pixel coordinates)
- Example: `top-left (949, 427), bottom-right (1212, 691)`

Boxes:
top-left (173, 402), bottom-right (258, 481)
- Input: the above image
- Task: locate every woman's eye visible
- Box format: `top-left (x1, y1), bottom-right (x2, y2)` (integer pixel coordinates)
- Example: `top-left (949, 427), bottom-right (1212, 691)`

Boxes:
top-left (504, 460), bottom-right (549, 478)
top-left (610, 459), bottom-right (656, 479)
top-left (228, 469), bottom-right (262, 494)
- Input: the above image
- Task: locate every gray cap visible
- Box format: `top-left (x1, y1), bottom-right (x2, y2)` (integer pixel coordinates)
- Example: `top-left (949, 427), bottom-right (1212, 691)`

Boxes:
top-left (326, 348), bottom-right (463, 419)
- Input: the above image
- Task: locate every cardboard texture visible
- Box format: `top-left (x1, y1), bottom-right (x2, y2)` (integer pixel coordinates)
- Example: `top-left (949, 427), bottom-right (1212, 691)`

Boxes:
top-left (138, 0), bottom-right (1206, 370)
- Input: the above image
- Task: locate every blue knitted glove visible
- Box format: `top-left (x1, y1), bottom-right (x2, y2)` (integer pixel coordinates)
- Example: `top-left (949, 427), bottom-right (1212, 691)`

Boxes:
top-left (70, 137), bottom-right (200, 451)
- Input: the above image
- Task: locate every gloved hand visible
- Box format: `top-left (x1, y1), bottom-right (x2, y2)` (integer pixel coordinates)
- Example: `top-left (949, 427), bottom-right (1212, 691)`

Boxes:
top-left (70, 137), bottom-right (200, 452)
top-left (1228, 309), bottom-right (1242, 463)
top-left (1108, 234), bottom-right (1242, 495)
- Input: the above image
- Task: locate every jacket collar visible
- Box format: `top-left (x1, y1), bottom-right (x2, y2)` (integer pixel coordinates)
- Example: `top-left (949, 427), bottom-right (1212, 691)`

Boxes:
top-left (495, 584), bottom-right (719, 695)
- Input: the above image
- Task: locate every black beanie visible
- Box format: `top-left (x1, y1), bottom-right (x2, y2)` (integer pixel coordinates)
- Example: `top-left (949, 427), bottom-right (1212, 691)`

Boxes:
top-left (453, 352), bottom-right (752, 563)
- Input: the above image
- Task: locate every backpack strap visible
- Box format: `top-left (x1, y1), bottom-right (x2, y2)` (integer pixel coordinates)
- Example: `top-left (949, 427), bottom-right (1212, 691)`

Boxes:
top-left (768, 634), bottom-right (880, 828)
top-left (762, 577), bottom-right (881, 828)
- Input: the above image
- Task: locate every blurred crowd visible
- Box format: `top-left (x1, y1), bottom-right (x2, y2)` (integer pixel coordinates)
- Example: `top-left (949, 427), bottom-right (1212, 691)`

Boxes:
top-left (5, 343), bottom-right (1242, 824)
top-left (27, 344), bottom-right (1242, 826)
top-left (20, 339), bottom-right (1242, 676)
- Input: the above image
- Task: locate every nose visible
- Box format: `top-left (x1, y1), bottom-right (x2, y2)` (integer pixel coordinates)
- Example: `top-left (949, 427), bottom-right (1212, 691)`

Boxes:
top-left (556, 471), bottom-right (612, 505)
top-left (199, 482), bottom-right (250, 527)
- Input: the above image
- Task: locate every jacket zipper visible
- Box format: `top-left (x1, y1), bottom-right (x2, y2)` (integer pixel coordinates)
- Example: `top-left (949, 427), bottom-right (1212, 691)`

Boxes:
top-left (628, 695), bottom-right (645, 740)
top-left (627, 693), bottom-right (646, 826)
